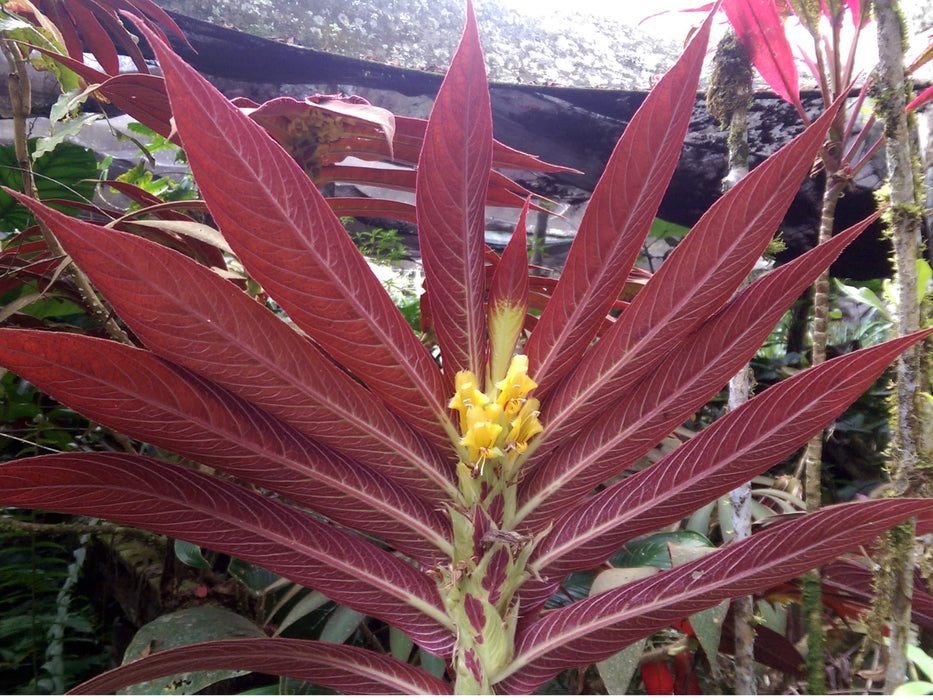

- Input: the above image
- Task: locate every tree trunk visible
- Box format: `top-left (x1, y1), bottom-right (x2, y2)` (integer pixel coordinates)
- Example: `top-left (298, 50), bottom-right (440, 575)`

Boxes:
top-left (709, 31), bottom-right (757, 695)
top-left (873, 0), bottom-right (930, 691)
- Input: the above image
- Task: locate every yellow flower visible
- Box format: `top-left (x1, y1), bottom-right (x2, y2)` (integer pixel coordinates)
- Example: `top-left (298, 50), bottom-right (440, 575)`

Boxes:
top-left (461, 404), bottom-right (504, 467)
top-left (495, 355), bottom-right (537, 418)
top-left (449, 371), bottom-right (491, 432)
top-left (505, 398), bottom-right (543, 454)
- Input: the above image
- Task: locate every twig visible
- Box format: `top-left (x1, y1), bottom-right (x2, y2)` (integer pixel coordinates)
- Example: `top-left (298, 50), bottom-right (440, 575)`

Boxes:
top-left (0, 37), bottom-right (131, 345)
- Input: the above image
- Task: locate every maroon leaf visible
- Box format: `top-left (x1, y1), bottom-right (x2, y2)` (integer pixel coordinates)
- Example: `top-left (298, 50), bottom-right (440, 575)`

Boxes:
top-left (14, 195), bottom-right (456, 502)
top-left (723, 0), bottom-right (803, 110)
top-left (523, 10), bottom-right (713, 393)
top-left (822, 559), bottom-right (933, 631)
top-left (0, 453), bottom-right (455, 654)
top-left (535, 101), bottom-right (840, 459)
top-left (325, 197), bottom-right (418, 223)
top-left (416, 0), bottom-right (492, 378)
top-left (69, 638), bottom-right (451, 695)
top-left (495, 499), bottom-right (933, 692)
top-left (319, 165), bottom-right (417, 191)
top-left (393, 115), bottom-right (574, 174)
top-left (29, 44), bottom-right (174, 136)
top-left (516, 214), bottom-right (873, 528)
top-left (66, 0), bottom-right (119, 74)
top-left (529, 329), bottom-right (933, 580)
top-left (719, 606), bottom-right (805, 676)
top-left (132, 19), bottom-right (455, 446)
top-left (0, 330), bottom-right (452, 562)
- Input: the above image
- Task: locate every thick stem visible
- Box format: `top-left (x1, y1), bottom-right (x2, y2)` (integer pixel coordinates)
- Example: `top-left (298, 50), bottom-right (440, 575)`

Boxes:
top-left (709, 32), bottom-right (757, 692)
top-left (799, 135), bottom-right (846, 699)
top-left (724, 142), bottom-right (757, 697)
top-left (1, 38), bottom-right (131, 345)
top-left (873, 0), bottom-right (928, 690)
top-left (531, 209), bottom-right (547, 268)
top-left (707, 31), bottom-right (758, 693)
top-left (802, 571), bottom-right (826, 694)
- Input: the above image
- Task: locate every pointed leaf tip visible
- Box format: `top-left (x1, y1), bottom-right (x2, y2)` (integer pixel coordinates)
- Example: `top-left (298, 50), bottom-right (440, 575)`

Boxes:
top-left (131, 10), bottom-right (454, 445)
top-left (417, 0), bottom-right (492, 379)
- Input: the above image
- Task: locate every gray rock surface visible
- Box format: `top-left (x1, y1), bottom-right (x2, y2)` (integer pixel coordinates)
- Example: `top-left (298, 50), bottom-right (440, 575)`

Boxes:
top-left (155, 0), bottom-right (684, 89)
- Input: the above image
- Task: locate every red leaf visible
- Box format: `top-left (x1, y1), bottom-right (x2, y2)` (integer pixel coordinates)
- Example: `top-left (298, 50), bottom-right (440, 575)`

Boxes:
top-left (416, 0), bottom-right (492, 378)
top-left (66, 0), bottom-right (119, 74)
top-left (723, 0), bottom-right (802, 109)
top-left (672, 651), bottom-right (701, 694)
top-left (720, 607), bottom-right (805, 676)
top-left (496, 499), bottom-right (933, 692)
top-left (535, 101), bottom-right (840, 462)
top-left (0, 453), bottom-right (454, 654)
top-left (33, 43), bottom-right (173, 136)
top-left (132, 18), bottom-right (455, 446)
top-left (907, 84), bottom-right (933, 114)
top-left (523, 9), bottom-right (713, 393)
top-left (516, 212), bottom-right (872, 528)
top-left (0, 330), bottom-right (451, 563)
top-left (324, 196), bottom-right (417, 223)
top-left (822, 559), bottom-right (933, 631)
top-left (14, 195), bottom-right (455, 502)
top-left (529, 329), bottom-right (932, 579)
top-left (393, 115), bottom-right (574, 174)
top-left (69, 638), bottom-right (452, 695)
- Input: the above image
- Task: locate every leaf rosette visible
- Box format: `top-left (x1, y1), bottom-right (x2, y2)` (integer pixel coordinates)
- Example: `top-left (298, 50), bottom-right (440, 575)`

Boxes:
top-left (1, 0), bottom-right (931, 694)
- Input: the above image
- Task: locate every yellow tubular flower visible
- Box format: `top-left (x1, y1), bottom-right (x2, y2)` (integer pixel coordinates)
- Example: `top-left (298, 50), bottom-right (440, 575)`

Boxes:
top-left (495, 355), bottom-right (537, 418)
top-left (505, 398), bottom-right (543, 454)
top-left (449, 370), bottom-right (491, 433)
top-left (461, 404), bottom-right (504, 466)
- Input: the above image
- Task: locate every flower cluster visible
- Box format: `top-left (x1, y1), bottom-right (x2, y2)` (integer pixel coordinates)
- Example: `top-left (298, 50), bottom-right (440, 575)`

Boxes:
top-left (449, 355), bottom-right (543, 481)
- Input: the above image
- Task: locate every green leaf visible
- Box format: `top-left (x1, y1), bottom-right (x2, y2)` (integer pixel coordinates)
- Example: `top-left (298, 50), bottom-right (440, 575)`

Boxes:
top-left (319, 606), bottom-right (365, 645)
top-left (274, 591), bottom-right (330, 637)
top-left (33, 113), bottom-right (101, 159)
top-left (0, 15), bottom-right (80, 90)
top-left (894, 681), bottom-right (933, 695)
top-left (590, 567), bottom-right (657, 693)
top-left (390, 627), bottom-right (415, 662)
top-left (121, 607), bottom-right (265, 694)
top-left (595, 639), bottom-right (646, 695)
top-left (173, 540), bottom-right (210, 569)
top-left (0, 141), bottom-right (96, 233)
top-left (835, 279), bottom-right (891, 321)
top-left (227, 558), bottom-right (278, 596)
top-left (612, 530), bottom-right (713, 569)
top-left (419, 650), bottom-right (447, 679)
top-left (918, 260), bottom-right (932, 306)
top-left (908, 643), bottom-right (933, 681)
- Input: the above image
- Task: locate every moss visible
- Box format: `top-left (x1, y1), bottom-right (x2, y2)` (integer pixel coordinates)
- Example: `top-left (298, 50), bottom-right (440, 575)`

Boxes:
top-left (801, 571), bottom-right (826, 694)
top-left (706, 33), bottom-right (753, 129)
top-left (764, 234), bottom-right (787, 259)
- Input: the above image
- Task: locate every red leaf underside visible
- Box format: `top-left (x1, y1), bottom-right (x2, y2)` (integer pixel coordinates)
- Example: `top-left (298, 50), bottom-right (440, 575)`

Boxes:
top-left (497, 499), bottom-right (933, 692)
top-left (137, 21), bottom-right (454, 446)
top-left (0, 453), bottom-right (455, 654)
top-left (15, 196), bottom-right (455, 501)
top-left (524, 11), bottom-right (713, 392)
top-left (517, 215), bottom-right (872, 528)
top-left (0, 330), bottom-right (451, 562)
top-left (70, 639), bottom-right (452, 695)
top-left (416, 5), bottom-right (492, 378)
